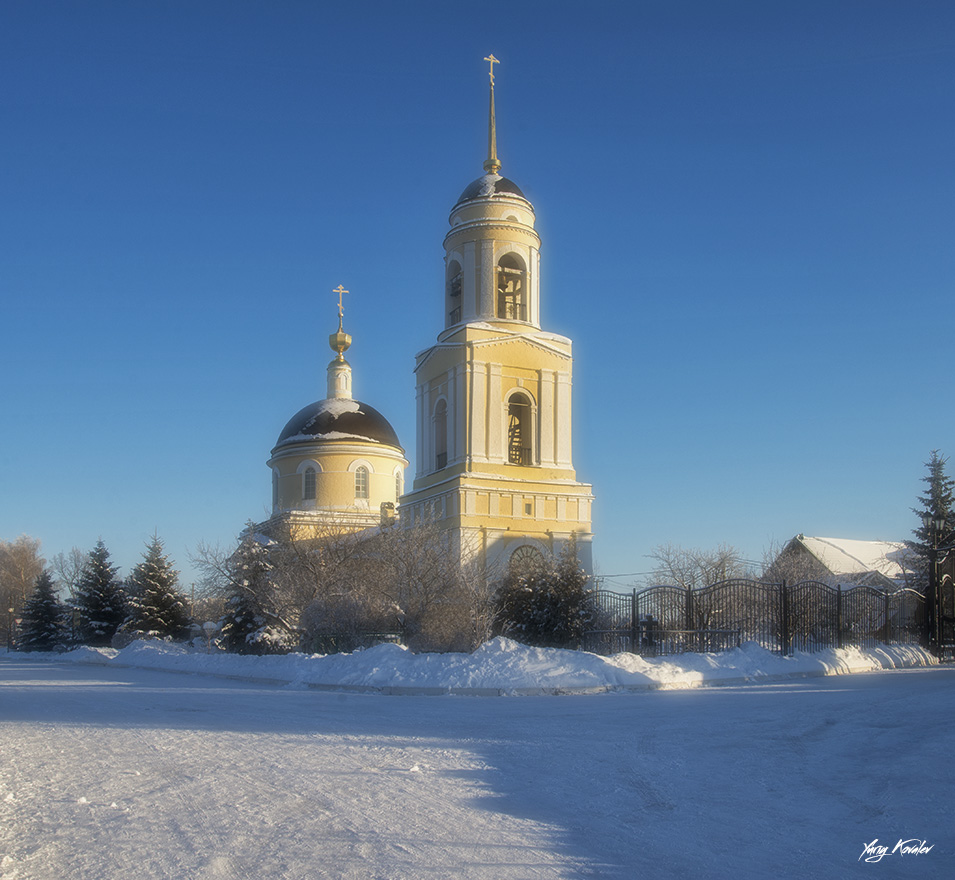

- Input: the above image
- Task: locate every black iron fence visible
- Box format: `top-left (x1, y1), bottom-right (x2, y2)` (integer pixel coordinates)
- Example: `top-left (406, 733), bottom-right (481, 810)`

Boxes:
top-left (582, 580), bottom-right (926, 657)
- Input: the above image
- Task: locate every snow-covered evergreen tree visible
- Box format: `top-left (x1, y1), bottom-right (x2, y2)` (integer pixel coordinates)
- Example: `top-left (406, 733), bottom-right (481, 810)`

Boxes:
top-left (73, 540), bottom-right (126, 646)
top-left (19, 570), bottom-right (68, 651)
top-left (906, 450), bottom-right (955, 589)
top-left (122, 535), bottom-right (190, 640)
top-left (219, 531), bottom-right (295, 654)
top-left (494, 536), bottom-right (595, 649)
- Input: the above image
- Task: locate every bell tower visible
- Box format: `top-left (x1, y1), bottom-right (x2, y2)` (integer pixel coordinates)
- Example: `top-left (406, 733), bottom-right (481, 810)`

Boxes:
top-left (401, 57), bottom-right (594, 574)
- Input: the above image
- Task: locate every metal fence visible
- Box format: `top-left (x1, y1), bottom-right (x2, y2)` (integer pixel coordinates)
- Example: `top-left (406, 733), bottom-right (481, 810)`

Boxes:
top-left (582, 580), bottom-right (926, 657)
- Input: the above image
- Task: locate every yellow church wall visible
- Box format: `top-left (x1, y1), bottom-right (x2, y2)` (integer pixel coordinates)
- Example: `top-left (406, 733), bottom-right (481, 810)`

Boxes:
top-left (269, 443), bottom-right (406, 516)
top-left (401, 473), bottom-right (592, 534)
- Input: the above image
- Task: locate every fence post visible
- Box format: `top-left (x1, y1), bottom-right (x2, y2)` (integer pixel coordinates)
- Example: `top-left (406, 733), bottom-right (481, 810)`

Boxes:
top-left (836, 585), bottom-right (843, 650)
top-left (685, 587), bottom-right (694, 634)
top-left (780, 580), bottom-right (790, 656)
top-left (883, 589), bottom-right (890, 643)
top-left (631, 589), bottom-right (639, 653)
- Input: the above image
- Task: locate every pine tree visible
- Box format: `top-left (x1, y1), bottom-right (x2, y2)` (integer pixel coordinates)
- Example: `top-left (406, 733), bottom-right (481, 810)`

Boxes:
top-left (494, 536), bottom-right (594, 649)
top-left (19, 571), bottom-right (68, 651)
top-left (73, 540), bottom-right (126, 646)
top-left (906, 450), bottom-right (955, 589)
top-left (219, 531), bottom-right (295, 654)
top-left (122, 535), bottom-right (191, 640)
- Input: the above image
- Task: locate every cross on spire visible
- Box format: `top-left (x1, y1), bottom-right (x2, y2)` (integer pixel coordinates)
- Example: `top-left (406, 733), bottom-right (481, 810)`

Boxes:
top-left (333, 284), bottom-right (349, 320)
top-left (328, 284), bottom-right (352, 361)
top-left (483, 55), bottom-right (501, 174)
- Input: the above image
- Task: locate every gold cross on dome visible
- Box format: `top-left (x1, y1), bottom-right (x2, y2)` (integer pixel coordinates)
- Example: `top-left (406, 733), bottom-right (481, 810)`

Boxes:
top-left (332, 284), bottom-right (349, 319)
top-left (484, 54), bottom-right (499, 84)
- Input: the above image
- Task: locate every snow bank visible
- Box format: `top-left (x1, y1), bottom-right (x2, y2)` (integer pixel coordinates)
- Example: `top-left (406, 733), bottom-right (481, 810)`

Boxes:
top-left (6, 637), bottom-right (935, 695)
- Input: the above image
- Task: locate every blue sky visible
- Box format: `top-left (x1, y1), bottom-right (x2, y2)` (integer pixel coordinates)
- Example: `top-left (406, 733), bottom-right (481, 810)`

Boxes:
top-left (3, 0), bottom-right (953, 591)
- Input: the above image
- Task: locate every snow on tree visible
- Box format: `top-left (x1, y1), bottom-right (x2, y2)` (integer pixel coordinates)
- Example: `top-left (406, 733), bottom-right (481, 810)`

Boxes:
top-left (906, 450), bottom-right (955, 589)
top-left (19, 570), bottom-right (68, 651)
top-left (122, 535), bottom-right (191, 641)
top-left (218, 530), bottom-right (296, 655)
top-left (494, 535), bottom-right (595, 649)
top-left (73, 540), bottom-right (126, 646)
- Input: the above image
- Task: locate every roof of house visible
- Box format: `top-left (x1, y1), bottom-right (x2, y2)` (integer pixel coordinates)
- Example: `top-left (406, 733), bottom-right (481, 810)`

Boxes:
top-left (792, 535), bottom-right (913, 582)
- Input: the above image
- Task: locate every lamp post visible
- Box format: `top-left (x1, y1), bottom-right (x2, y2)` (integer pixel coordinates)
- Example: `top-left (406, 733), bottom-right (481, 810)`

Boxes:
top-left (202, 621), bottom-right (218, 653)
top-left (7, 607), bottom-right (15, 651)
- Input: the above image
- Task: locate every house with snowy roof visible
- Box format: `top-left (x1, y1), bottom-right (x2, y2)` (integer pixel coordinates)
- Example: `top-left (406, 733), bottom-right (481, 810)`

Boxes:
top-left (768, 535), bottom-right (916, 589)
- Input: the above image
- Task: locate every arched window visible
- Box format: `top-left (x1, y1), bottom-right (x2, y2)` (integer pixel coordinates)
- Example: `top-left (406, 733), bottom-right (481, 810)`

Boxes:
top-left (434, 398), bottom-right (448, 470)
top-left (509, 544), bottom-right (546, 576)
top-left (303, 466), bottom-right (316, 501)
top-left (355, 466), bottom-right (369, 500)
top-left (395, 471), bottom-right (403, 500)
top-left (507, 393), bottom-right (532, 465)
top-left (446, 260), bottom-right (463, 327)
top-left (496, 253), bottom-right (526, 321)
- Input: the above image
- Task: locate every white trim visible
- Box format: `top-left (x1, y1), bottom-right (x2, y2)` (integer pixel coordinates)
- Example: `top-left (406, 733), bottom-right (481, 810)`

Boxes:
top-left (350, 461), bottom-right (372, 502)
top-left (296, 461), bottom-right (321, 507)
top-left (504, 386), bottom-right (537, 407)
top-left (269, 443), bottom-right (407, 465)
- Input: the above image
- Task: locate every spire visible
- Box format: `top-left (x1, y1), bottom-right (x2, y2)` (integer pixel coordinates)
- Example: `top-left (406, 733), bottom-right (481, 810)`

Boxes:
top-left (483, 54), bottom-right (501, 174)
top-left (328, 284), bottom-right (352, 361)
top-left (327, 284), bottom-right (353, 399)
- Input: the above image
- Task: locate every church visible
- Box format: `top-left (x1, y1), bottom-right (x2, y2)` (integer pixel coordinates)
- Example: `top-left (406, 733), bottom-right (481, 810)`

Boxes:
top-left (259, 286), bottom-right (409, 540)
top-left (261, 58), bottom-right (594, 574)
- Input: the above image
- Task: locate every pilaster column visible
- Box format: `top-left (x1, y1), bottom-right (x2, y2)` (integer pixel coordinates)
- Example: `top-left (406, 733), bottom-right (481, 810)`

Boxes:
top-left (539, 368), bottom-right (556, 466)
top-left (480, 240), bottom-right (496, 319)
top-left (555, 370), bottom-right (572, 467)
top-left (487, 362), bottom-right (503, 460)
top-left (415, 383), bottom-right (426, 478)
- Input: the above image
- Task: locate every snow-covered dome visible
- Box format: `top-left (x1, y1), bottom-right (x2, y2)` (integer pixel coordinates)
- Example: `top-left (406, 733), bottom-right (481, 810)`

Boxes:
top-left (455, 172), bottom-right (529, 207)
top-left (274, 398), bottom-right (403, 451)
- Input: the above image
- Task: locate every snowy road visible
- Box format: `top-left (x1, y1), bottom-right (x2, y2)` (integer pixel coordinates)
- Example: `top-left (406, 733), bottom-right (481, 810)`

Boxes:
top-left (1, 659), bottom-right (952, 879)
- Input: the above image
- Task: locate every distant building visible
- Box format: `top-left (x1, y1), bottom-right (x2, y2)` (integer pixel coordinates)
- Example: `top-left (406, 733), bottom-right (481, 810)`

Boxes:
top-left (769, 535), bottom-right (915, 589)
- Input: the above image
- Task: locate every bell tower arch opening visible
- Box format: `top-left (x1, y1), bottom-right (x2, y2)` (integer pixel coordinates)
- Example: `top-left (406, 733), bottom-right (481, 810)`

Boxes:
top-left (446, 259), bottom-right (463, 328)
top-left (506, 391), bottom-right (534, 466)
top-left (496, 253), bottom-right (526, 322)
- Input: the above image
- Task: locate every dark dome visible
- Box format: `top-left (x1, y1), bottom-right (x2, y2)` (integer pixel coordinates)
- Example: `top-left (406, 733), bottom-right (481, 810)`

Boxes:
top-left (455, 172), bottom-right (528, 207)
top-left (274, 398), bottom-right (402, 451)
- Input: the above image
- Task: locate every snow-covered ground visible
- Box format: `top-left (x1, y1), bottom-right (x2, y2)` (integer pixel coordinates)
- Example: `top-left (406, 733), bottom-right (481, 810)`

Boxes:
top-left (1, 641), bottom-right (951, 879)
